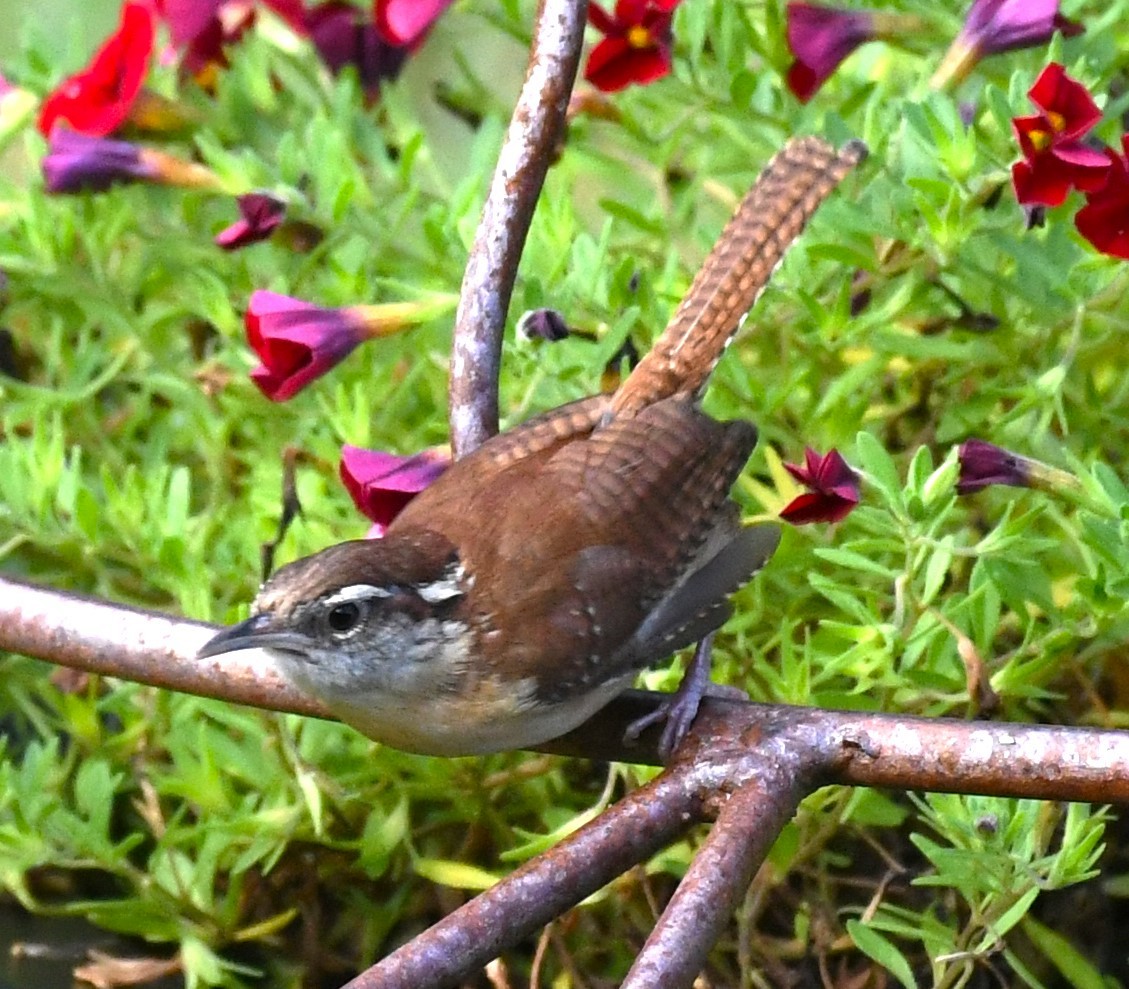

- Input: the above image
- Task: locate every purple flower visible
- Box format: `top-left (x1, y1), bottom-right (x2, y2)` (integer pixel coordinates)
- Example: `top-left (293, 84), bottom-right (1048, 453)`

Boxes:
top-left (215, 192), bottom-right (287, 250)
top-left (340, 446), bottom-right (450, 537)
top-left (780, 447), bottom-right (860, 524)
top-left (42, 130), bottom-right (159, 193)
top-left (957, 439), bottom-right (1037, 493)
top-left (957, 0), bottom-right (1081, 56)
top-left (517, 308), bottom-right (571, 342)
top-left (931, 0), bottom-right (1082, 89)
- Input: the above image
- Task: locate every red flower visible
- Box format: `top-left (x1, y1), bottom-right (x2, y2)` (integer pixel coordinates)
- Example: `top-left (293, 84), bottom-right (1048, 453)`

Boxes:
top-left (245, 291), bottom-right (371, 401)
top-left (1075, 135), bottom-right (1129, 260)
top-left (785, 4), bottom-right (879, 104)
top-left (780, 448), bottom-right (860, 524)
top-left (215, 193), bottom-right (287, 250)
top-left (584, 0), bottom-right (680, 93)
top-left (340, 445), bottom-right (449, 537)
top-left (38, 1), bottom-right (156, 137)
top-left (374, 0), bottom-right (455, 49)
top-left (1011, 63), bottom-right (1110, 207)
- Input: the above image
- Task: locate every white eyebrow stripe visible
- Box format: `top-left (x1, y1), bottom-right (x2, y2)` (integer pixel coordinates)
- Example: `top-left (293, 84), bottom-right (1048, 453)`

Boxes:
top-left (416, 564), bottom-right (466, 604)
top-left (323, 585), bottom-right (392, 607)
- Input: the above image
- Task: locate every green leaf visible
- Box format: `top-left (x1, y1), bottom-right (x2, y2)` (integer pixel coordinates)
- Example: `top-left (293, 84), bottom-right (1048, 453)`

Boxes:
top-left (847, 920), bottom-right (917, 988)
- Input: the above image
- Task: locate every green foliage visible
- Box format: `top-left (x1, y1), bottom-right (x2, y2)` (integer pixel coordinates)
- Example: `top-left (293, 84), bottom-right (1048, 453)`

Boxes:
top-left (2, 0), bottom-right (1129, 986)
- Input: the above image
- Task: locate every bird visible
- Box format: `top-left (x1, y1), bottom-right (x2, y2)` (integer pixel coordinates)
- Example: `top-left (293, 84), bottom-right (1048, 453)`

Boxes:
top-left (198, 136), bottom-right (866, 758)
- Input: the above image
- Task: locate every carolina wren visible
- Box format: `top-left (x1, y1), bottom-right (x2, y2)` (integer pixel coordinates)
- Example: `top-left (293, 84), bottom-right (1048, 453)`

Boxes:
top-left (199, 137), bottom-right (866, 756)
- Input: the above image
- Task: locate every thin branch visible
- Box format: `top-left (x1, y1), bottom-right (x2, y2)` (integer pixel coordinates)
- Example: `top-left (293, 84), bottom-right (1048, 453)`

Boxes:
top-left (448, 0), bottom-right (588, 457)
top-left (342, 769), bottom-right (705, 989)
top-left (622, 774), bottom-right (810, 988)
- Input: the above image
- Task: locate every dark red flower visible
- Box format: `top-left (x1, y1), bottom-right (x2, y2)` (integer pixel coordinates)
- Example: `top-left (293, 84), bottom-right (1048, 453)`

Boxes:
top-left (38, 1), bottom-right (156, 137)
top-left (42, 131), bottom-right (158, 193)
top-left (1011, 63), bottom-right (1110, 207)
top-left (785, 4), bottom-right (879, 103)
top-left (780, 447), bottom-right (860, 524)
top-left (374, 0), bottom-right (455, 49)
top-left (340, 445), bottom-right (450, 537)
top-left (215, 192), bottom-right (287, 250)
top-left (246, 291), bottom-right (372, 401)
top-left (305, 2), bottom-right (408, 98)
top-left (1075, 134), bottom-right (1129, 260)
top-left (584, 0), bottom-right (680, 93)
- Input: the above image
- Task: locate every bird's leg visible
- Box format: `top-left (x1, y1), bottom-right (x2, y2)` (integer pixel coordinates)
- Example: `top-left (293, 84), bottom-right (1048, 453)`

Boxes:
top-left (624, 633), bottom-right (727, 761)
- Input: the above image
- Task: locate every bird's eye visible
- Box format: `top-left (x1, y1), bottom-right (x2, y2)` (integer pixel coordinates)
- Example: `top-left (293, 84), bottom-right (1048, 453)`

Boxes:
top-left (326, 601), bottom-right (363, 635)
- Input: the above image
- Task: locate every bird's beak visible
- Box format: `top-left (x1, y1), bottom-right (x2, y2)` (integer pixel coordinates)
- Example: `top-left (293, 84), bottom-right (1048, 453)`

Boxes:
top-left (196, 613), bottom-right (312, 659)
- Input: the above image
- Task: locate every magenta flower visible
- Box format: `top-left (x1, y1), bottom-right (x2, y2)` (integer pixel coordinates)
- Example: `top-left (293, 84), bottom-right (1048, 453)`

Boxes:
top-left (375, 0), bottom-right (455, 49)
top-left (1011, 63), bottom-right (1110, 208)
top-left (780, 447), bottom-right (860, 524)
top-left (215, 193), bottom-right (287, 250)
top-left (245, 292), bottom-right (449, 401)
top-left (1074, 135), bottom-right (1129, 261)
top-left (340, 446), bottom-right (450, 537)
top-left (785, 4), bottom-right (879, 104)
top-left (931, 0), bottom-right (1082, 89)
top-left (246, 291), bottom-right (372, 401)
top-left (584, 0), bottom-right (681, 93)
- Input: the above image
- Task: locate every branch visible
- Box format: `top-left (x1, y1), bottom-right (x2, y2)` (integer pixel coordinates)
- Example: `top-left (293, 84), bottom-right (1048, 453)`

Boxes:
top-left (4, 575), bottom-right (1129, 987)
top-left (448, 0), bottom-right (588, 457)
top-left (3, 574), bottom-right (1127, 801)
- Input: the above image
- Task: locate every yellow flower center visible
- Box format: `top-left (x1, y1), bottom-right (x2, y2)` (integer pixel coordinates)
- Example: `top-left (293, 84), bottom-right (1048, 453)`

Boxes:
top-left (1045, 110), bottom-right (1066, 132)
top-left (626, 24), bottom-right (653, 48)
top-left (1028, 128), bottom-right (1053, 153)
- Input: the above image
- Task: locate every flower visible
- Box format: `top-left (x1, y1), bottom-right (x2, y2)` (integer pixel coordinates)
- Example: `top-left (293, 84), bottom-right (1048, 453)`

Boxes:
top-left (956, 438), bottom-right (1079, 495)
top-left (931, 0), bottom-right (1082, 90)
top-left (42, 131), bottom-right (156, 192)
top-left (584, 0), bottom-right (680, 93)
top-left (42, 130), bottom-right (224, 194)
top-left (159, 1), bottom-right (307, 87)
top-left (37, 1), bottom-right (156, 137)
top-left (517, 308), bottom-right (571, 342)
top-left (215, 192), bottom-right (287, 250)
top-left (780, 447), bottom-right (860, 524)
top-left (304, 2), bottom-right (408, 98)
top-left (1011, 63), bottom-right (1110, 207)
top-left (1075, 135), bottom-right (1129, 260)
top-left (245, 292), bottom-right (452, 400)
top-left (375, 0), bottom-right (455, 49)
top-left (785, 4), bottom-right (927, 102)
top-left (340, 445), bottom-right (450, 537)
top-left (785, 4), bottom-right (878, 104)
